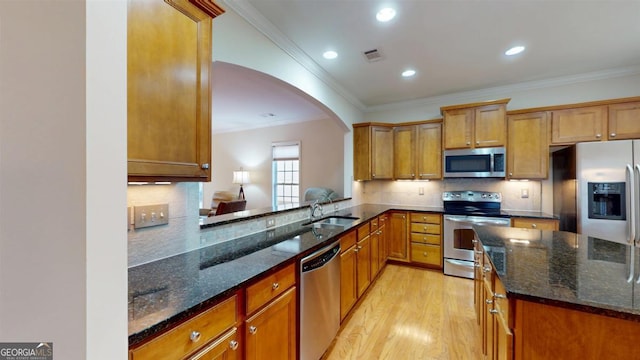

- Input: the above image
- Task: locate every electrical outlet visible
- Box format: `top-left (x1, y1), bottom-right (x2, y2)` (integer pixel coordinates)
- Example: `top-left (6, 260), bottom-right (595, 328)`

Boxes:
top-left (134, 204), bottom-right (169, 229)
top-left (419, 187), bottom-right (424, 195)
top-left (266, 218), bottom-right (276, 228)
top-left (334, 204), bottom-right (339, 211)
top-left (521, 188), bottom-right (529, 198)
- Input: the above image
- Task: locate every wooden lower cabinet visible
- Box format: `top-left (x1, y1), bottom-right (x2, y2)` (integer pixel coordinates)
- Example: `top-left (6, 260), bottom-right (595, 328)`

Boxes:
top-left (356, 235), bottom-right (372, 298)
top-left (245, 287), bottom-right (296, 360)
top-left (189, 327), bottom-right (239, 360)
top-left (409, 212), bottom-right (442, 268)
top-left (511, 217), bottom-right (559, 231)
top-left (129, 294), bottom-right (239, 360)
top-left (388, 212), bottom-right (409, 262)
top-left (340, 242), bottom-right (358, 321)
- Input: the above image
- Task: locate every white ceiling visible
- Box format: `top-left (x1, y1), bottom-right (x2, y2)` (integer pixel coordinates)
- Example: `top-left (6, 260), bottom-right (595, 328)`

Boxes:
top-left (213, 0), bottom-right (640, 132)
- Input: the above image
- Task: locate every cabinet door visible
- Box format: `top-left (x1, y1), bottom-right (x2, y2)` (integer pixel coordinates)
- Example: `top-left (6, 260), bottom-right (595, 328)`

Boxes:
top-left (551, 106), bottom-right (606, 144)
top-left (393, 126), bottom-right (416, 179)
top-left (507, 112), bottom-right (549, 179)
top-left (245, 287), bottom-right (296, 360)
top-left (353, 126), bottom-right (372, 181)
top-left (473, 241), bottom-right (483, 326)
top-left (416, 123), bottom-right (442, 179)
top-left (444, 109), bottom-right (473, 149)
top-left (188, 327), bottom-right (239, 360)
top-left (356, 236), bottom-right (371, 298)
top-left (128, 0), bottom-right (221, 181)
top-left (494, 312), bottom-right (513, 360)
top-left (388, 212), bottom-right (409, 262)
top-left (371, 126), bottom-right (394, 179)
top-left (378, 221), bottom-right (387, 269)
top-left (608, 102), bottom-right (640, 140)
top-left (474, 104), bottom-right (506, 148)
top-left (340, 246), bottom-right (357, 321)
top-left (483, 280), bottom-right (495, 360)
top-left (370, 229), bottom-right (380, 279)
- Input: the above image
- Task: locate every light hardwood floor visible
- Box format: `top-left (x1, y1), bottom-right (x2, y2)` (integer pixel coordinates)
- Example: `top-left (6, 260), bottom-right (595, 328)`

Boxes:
top-left (324, 264), bottom-right (481, 360)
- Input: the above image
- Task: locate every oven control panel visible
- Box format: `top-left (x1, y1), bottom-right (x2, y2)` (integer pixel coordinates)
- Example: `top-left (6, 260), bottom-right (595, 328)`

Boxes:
top-left (442, 190), bottom-right (501, 203)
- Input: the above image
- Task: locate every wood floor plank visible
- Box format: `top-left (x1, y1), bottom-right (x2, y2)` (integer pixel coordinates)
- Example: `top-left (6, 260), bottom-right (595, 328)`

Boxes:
top-left (324, 264), bottom-right (481, 360)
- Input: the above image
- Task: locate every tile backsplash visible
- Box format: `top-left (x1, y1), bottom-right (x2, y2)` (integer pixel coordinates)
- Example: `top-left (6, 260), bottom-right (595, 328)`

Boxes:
top-left (358, 178), bottom-right (546, 211)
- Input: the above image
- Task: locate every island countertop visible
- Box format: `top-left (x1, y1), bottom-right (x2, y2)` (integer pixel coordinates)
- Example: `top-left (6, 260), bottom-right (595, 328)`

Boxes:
top-left (473, 225), bottom-right (640, 322)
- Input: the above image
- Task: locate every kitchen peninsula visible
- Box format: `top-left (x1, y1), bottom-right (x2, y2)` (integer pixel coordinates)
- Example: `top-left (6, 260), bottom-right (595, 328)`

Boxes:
top-left (474, 225), bottom-right (640, 359)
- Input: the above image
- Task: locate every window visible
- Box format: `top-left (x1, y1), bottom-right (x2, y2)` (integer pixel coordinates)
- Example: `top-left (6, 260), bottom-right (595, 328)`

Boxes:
top-left (272, 142), bottom-right (300, 208)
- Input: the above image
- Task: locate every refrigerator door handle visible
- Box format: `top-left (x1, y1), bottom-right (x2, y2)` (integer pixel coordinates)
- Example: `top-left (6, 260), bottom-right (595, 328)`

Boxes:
top-left (628, 245), bottom-right (635, 283)
top-left (634, 164), bottom-right (640, 245)
top-left (626, 164), bottom-right (635, 245)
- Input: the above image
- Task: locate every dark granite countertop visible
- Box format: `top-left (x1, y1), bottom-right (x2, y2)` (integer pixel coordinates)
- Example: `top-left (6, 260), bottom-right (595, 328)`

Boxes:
top-left (129, 204), bottom-right (395, 345)
top-left (500, 209), bottom-right (556, 219)
top-left (474, 225), bottom-right (640, 322)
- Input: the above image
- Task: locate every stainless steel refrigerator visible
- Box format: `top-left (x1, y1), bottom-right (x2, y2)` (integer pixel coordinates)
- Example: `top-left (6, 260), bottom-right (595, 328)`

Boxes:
top-left (576, 140), bottom-right (640, 245)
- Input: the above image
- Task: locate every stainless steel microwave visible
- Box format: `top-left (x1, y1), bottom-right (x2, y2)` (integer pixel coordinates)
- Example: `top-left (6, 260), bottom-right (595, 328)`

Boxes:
top-left (443, 147), bottom-right (506, 178)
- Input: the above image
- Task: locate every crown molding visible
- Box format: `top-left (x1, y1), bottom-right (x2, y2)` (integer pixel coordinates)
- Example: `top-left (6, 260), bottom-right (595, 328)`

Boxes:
top-left (220, 0), bottom-right (367, 112)
top-left (365, 64), bottom-right (640, 113)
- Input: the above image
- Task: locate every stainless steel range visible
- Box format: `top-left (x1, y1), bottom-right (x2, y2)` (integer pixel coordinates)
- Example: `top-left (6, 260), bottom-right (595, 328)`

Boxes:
top-left (443, 190), bottom-right (510, 278)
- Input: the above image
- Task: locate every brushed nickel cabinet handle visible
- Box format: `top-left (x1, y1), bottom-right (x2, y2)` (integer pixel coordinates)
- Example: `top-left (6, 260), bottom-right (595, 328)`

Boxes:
top-left (611, 133), bottom-right (617, 138)
top-left (190, 331), bottom-right (201, 342)
top-left (249, 326), bottom-right (257, 334)
top-left (272, 282), bottom-right (279, 290)
top-left (596, 133), bottom-right (602, 139)
top-left (229, 340), bottom-right (239, 350)
top-left (201, 163), bottom-right (210, 170)
top-left (489, 309), bottom-right (499, 314)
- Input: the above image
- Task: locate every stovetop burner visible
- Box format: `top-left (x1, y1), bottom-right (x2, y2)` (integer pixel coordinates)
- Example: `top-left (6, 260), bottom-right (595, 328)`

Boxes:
top-left (442, 190), bottom-right (503, 216)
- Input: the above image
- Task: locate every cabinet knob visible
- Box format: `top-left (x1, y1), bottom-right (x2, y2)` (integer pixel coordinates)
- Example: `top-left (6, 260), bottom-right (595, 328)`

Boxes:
top-left (190, 331), bottom-right (201, 343)
top-left (372, 174), bottom-right (376, 177)
top-left (610, 133), bottom-right (617, 138)
top-left (423, 252), bottom-right (428, 256)
top-left (229, 340), bottom-right (239, 350)
top-left (466, 141), bottom-right (471, 145)
top-left (489, 309), bottom-right (499, 314)
top-left (249, 326), bottom-right (258, 335)
top-left (483, 266), bottom-right (491, 273)
top-left (411, 173), bottom-right (415, 177)
top-left (476, 141), bottom-right (480, 145)
top-left (485, 299), bottom-right (493, 305)
top-left (495, 293), bottom-right (507, 299)
top-left (272, 282), bottom-right (279, 290)
top-left (201, 163), bottom-right (210, 170)
top-left (531, 223), bottom-right (537, 228)
top-left (509, 172), bottom-right (513, 177)
top-left (596, 133), bottom-right (602, 139)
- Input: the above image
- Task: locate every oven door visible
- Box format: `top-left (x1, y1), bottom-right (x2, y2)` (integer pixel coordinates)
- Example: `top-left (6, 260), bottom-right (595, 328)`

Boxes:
top-left (443, 215), bottom-right (510, 278)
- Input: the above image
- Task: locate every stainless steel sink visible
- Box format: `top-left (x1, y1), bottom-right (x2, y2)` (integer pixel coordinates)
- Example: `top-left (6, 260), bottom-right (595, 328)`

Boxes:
top-left (303, 216), bottom-right (359, 227)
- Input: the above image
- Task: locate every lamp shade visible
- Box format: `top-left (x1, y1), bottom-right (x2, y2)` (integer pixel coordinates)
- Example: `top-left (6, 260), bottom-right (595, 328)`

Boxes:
top-left (232, 170), bottom-right (250, 185)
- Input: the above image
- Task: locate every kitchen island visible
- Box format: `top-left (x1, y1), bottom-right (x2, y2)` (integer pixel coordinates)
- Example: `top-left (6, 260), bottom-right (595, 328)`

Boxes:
top-left (474, 225), bottom-right (640, 359)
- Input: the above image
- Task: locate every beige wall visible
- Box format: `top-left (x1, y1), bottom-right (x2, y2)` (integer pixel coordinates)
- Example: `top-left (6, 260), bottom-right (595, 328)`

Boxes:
top-left (204, 118), bottom-right (346, 210)
top-left (0, 1), bottom-right (127, 359)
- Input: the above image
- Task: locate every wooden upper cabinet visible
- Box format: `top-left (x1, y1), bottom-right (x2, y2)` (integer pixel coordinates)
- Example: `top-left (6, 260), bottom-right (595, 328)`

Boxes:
top-left (443, 108), bottom-right (473, 149)
top-left (416, 123), bottom-right (442, 180)
top-left (474, 104), bottom-right (507, 148)
top-left (507, 112), bottom-right (549, 180)
top-left (442, 99), bottom-right (509, 149)
top-left (551, 106), bottom-right (606, 144)
top-left (608, 102), bottom-right (640, 140)
top-left (127, 0), bottom-right (223, 182)
top-left (353, 125), bottom-right (393, 180)
top-left (393, 125), bottom-right (416, 179)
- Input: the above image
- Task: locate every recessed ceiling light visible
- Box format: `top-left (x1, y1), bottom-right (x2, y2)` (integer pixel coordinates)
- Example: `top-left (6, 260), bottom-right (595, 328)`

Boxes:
top-left (505, 45), bottom-right (525, 56)
top-left (376, 7), bottom-right (396, 22)
top-left (323, 50), bottom-right (338, 60)
top-left (401, 69), bottom-right (416, 77)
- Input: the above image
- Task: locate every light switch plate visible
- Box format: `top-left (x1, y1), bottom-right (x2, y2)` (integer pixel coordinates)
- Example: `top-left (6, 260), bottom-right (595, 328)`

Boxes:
top-left (521, 189), bottom-right (529, 198)
top-left (134, 204), bottom-right (169, 229)
top-left (266, 218), bottom-right (276, 228)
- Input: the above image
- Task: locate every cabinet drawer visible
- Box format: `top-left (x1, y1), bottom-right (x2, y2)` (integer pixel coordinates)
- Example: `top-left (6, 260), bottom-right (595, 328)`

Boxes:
top-left (340, 230), bottom-right (357, 252)
top-left (188, 327), bottom-right (239, 360)
top-left (511, 217), bottom-right (558, 231)
top-left (411, 243), bottom-right (442, 267)
top-left (357, 222), bottom-right (371, 241)
top-left (370, 218), bottom-right (379, 231)
top-left (130, 295), bottom-right (238, 360)
top-left (410, 223), bottom-right (441, 235)
top-left (410, 213), bottom-right (441, 224)
top-left (410, 233), bottom-right (441, 245)
top-left (246, 263), bottom-right (296, 314)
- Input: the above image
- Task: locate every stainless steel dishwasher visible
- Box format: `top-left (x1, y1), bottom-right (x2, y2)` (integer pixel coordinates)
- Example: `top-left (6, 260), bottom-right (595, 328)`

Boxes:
top-left (300, 240), bottom-right (341, 360)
